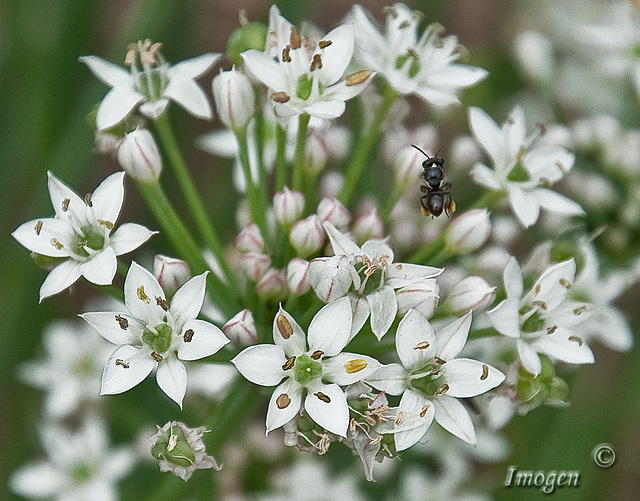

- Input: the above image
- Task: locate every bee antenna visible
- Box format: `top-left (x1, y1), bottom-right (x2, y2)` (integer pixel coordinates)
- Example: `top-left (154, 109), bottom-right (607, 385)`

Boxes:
top-left (411, 144), bottom-right (431, 158)
top-left (434, 137), bottom-right (454, 158)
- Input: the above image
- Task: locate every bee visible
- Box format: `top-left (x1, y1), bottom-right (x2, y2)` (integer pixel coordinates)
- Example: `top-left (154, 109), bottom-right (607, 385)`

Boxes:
top-left (412, 144), bottom-right (455, 217)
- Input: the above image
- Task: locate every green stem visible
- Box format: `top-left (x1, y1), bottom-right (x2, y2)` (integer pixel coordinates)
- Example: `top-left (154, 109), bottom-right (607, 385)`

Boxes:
top-left (275, 124), bottom-right (287, 191)
top-left (379, 182), bottom-right (406, 221)
top-left (153, 112), bottom-right (234, 287)
top-left (291, 113), bottom-right (311, 192)
top-left (339, 84), bottom-right (398, 206)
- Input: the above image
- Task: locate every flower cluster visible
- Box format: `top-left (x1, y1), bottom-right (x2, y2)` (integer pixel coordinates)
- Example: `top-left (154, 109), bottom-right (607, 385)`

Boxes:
top-left (10, 2), bottom-right (638, 500)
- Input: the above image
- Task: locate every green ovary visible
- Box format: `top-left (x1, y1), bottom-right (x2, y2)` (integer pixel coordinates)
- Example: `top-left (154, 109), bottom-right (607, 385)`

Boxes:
top-left (142, 323), bottom-right (173, 354)
top-left (293, 354), bottom-right (322, 386)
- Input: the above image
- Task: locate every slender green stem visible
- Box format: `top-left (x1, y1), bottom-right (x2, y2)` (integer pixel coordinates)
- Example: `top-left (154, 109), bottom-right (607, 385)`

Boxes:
top-left (153, 112), bottom-right (234, 287)
top-left (379, 182), bottom-right (406, 221)
top-left (291, 113), bottom-right (311, 192)
top-left (339, 84), bottom-right (398, 206)
top-left (408, 231), bottom-right (447, 265)
top-left (275, 124), bottom-right (287, 191)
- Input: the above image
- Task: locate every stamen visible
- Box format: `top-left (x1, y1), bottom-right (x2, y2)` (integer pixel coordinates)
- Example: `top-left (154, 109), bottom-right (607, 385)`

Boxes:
top-left (435, 383), bottom-right (449, 395)
top-left (137, 285), bottom-right (151, 303)
top-left (434, 356), bottom-right (446, 365)
top-left (282, 45), bottom-right (292, 62)
top-left (419, 404), bottom-right (430, 418)
top-left (535, 284), bottom-right (541, 295)
top-left (151, 351), bottom-right (163, 362)
top-left (399, 20), bottom-right (411, 29)
top-left (84, 193), bottom-right (93, 207)
top-left (34, 221), bottom-right (43, 235)
top-left (276, 314), bottom-right (293, 339)
top-left (315, 391), bottom-right (331, 403)
top-left (346, 70), bottom-right (372, 86)
top-left (407, 48), bottom-right (419, 60)
top-left (62, 198), bottom-right (70, 212)
top-left (156, 296), bottom-right (170, 311)
top-left (115, 314), bottom-right (129, 330)
top-left (370, 435), bottom-right (383, 445)
top-left (559, 278), bottom-right (571, 289)
top-left (98, 219), bottom-right (114, 230)
top-left (344, 358), bottom-right (368, 374)
top-left (318, 40), bottom-right (332, 49)
top-left (532, 300), bottom-right (547, 310)
top-left (310, 350), bottom-right (324, 360)
top-left (573, 305), bottom-right (587, 316)
top-left (271, 91), bottom-right (291, 103)
top-left (290, 26), bottom-right (302, 49)
top-left (569, 335), bottom-right (584, 346)
top-left (535, 122), bottom-right (547, 135)
top-left (282, 356), bottom-right (296, 371)
top-left (481, 364), bottom-right (489, 381)
top-left (276, 393), bottom-right (291, 409)
top-left (310, 54), bottom-right (322, 71)
top-left (115, 359), bottom-right (130, 368)
top-left (414, 341), bottom-right (430, 350)
top-left (395, 410), bottom-right (406, 425)
top-left (50, 238), bottom-right (63, 250)
top-left (167, 433), bottom-right (178, 452)
top-left (183, 329), bottom-right (194, 342)
top-left (547, 325), bottom-right (557, 335)
top-left (555, 160), bottom-right (568, 175)
top-left (383, 6), bottom-right (398, 18)
top-left (516, 145), bottom-right (527, 162)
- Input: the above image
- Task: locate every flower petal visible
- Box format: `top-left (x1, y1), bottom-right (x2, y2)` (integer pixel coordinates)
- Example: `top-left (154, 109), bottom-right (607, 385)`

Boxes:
top-left (433, 395), bottom-right (477, 444)
top-left (487, 298), bottom-right (521, 338)
top-left (109, 223), bottom-right (156, 255)
top-left (178, 319), bottom-right (229, 360)
top-left (444, 358), bottom-right (505, 397)
top-left (170, 272), bottom-right (208, 325)
top-left (365, 363), bottom-right (406, 395)
top-left (266, 378), bottom-right (303, 434)
top-left (304, 382), bottom-right (349, 437)
top-left (523, 259), bottom-right (575, 311)
top-left (12, 218), bottom-right (71, 257)
top-left (232, 344), bottom-right (287, 386)
top-left (124, 262), bottom-right (166, 323)
top-left (272, 304), bottom-right (307, 356)
top-left (323, 221), bottom-right (361, 256)
top-left (508, 184), bottom-right (540, 228)
top-left (9, 461), bottom-right (64, 498)
top-left (81, 246), bottom-right (117, 285)
top-left (91, 171), bottom-right (125, 224)
top-left (322, 352), bottom-right (380, 385)
top-left (156, 356), bottom-right (187, 407)
top-left (164, 74), bottom-right (212, 120)
top-left (468, 107), bottom-right (503, 168)
top-left (39, 260), bottom-right (82, 301)
top-left (241, 50), bottom-right (288, 91)
top-left (101, 345), bottom-right (154, 395)
top-left (517, 338), bottom-right (542, 376)
top-left (307, 297), bottom-right (352, 356)
top-left (79, 55), bottom-right (132, 86)
top-left (396, 309), bottom-right (436, 369)
top-left (367, 285), bottom-right (397, 340)
top-left (80, 311), bottom-right (142, 345)
top-left (535, 188), bottom-right (585, 216)
top-left (503, 255), bottom-right (524, 300)
top-left (96, 85), bottom-right (145, 130)
top-left (169, 53), bottom-right (222, 79)
top-left (303, 100), bottom-right (346, 119)
top-left (308, 255), bottom-right (353, 302)
top-left (386, 263), bottom-right (442, 288)
top-left (318, 24), bottom-right (354, 85)
top-left (532, 327), bottom-right (595, 366)
top-left (395, 390), bottom-right (433, 451)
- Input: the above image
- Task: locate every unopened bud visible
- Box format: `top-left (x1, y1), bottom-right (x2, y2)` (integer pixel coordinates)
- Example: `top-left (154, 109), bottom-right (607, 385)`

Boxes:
top-left (273, 187), bottom-right (305, 228)
top-left (443, 275), bottom-right (496, 315)
top-left (222, 309), bottom-right (257, 346)
top-left (396, 278), bottom-right (439, 318)
top-left (227, 21), bottom-right (267, 66)
top-left (289, 215), bottom-right (324, 257)
top-left (305, 130), bottom-right (329, 174)
top-left (308, 255), bottom-right (352, 302)
top-left (117, 127), bottom-right (162, 183)
top-left (256, 268), bottom-right (288, 300)
top-left (235, 223), bottom-right (264, 253)
top-left (153, 255), bottom-right (191, 298)
top-left (241, 252), bottom-right (272, 281)
top-left (316, 197), bottom-right (350, 229)
top-left (353, 207), bottom-right (384, 244)
top-left (212, 66), bottom-right (256, 132)
top-left (286, 258), bottom-right (310, 295)
top-left (445, 209), bottom-right (491, 254)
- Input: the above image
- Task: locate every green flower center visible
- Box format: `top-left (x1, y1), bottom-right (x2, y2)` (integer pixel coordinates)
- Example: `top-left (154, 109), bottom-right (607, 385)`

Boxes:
top-left (395, 52), bottom-right (420, 78)
top-left (151, 425), bottom-right (195, 467)
top-left (521, 308), bottom-right (544, 333)
top-left (142, 322), bottom-right (173, 354)
top-left (293, 353), bottom-right (323, 386)
top-left (507, 161), bottom-right (530, 182)
top-left (136, 67), bottom-right (167, 101)
top-left (409, 361), bottom-right (445, 397)
top-left (71, 462), bottom-right (94, 484)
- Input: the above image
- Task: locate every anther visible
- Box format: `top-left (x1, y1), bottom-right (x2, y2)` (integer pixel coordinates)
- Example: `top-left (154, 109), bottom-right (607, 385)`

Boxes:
top-left (310, 350), bottom-right (324, 360)
top-left (395, 410), bottom-right (406, 425)
top-left (50, 238), bottom-right (63, 250)
top-left (137, 285), bottom-right (151, 303)
top-left (547, 325), bottom-right (557, 335)
top-left (282, 45), bottom-right (292, 62)
top-left (370, 435), bottom-right (383, 445)
top-left (559, 278), bottom-right (571, 289)
top-left (435, 383), bottom-right (449, 395)
top-left (290, 26), bottom-right (301, 49)
top-left (276, 393), bottom-right (291, 409)
top-left (434, 356), bottom-right (446, 365)
top-left (407, 48), bottom-right (419, 60)
top-left (346, 70), bottom-right (372, 86)
top-left (535, 284), bottom-right (541, 295)
top-left (383, 6), bottom-right (398, 18)
top-left (535, 122), bottom-right (547, 135)
top-left (282, 356), bottom-right (296, 371)
top-left (183, 329), bottom-right (194, 342)
top-left (62, 198), bottom-right (70, 212)
top-left (344, 359), bottom-right (368, 374)
top-left (481, 364), bottom-right (489, 381)
top-left (319, 40), bottom-right (332, 49)
top-left (315, 392), bottom-right (331, 403)
top-left (156, 296), bottom-right (170, 311)
top-left (532, 300), bottom-right (548, 310)
top-left (98, 219), bottom-right (114, 230)
top-left (419, 404), bottom-right (430, 418)
top-left (151, 351), bottom-right (163, 362)
top-left (115, 359), bottom-right (130, 368)
top-left (276, 314), bottom-right (293, 339)
top-left (271, 91), bottom-right (291, 103)
top-left (555, 160), bottom-right (568, 175)
top-left (399, 20), bottom-right (411, 29)
top-left (573, 305), bottom-right (587, 316)
top-left (569, 335), bottom-right (584, 346)
top-left (84, 193), bottom-right (93, 207)
top-left (310, 54), bottom-right (322, 71)
top-left (34, 221), bottom-right (43, 235)
top-left (115, 314), bottom-right (129, 330)
top-left (414, 341), bottom-right (430, 350)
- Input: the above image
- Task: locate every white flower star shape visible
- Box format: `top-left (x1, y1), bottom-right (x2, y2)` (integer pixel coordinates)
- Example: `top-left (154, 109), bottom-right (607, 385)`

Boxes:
top-left (12, 171), bottom-right (155, 301)
top-left (308, 221), bottom-right (441, 340)
top-left (241, 5), bottom-right (374, 119)
top-left (487, 256), bottom-right (595, 377)
top-left (367, 310), bottom-right (505, 450)
top-left (81, 39), bottom-right (221, 130)
top-left (468, 106), bottom-right (584, 227)
top-left (232, 298), bottom-right (380, 437)
top-left (349, 3), bottom-right (488, 107)
top-left (81, 262), bottom-right (230, 408)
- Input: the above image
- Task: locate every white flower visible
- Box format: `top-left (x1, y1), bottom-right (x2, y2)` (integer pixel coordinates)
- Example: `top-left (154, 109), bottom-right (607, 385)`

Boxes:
top-left (309, 221), bottom-right (441, 340)
top-left (10, 416), bottom-right (135, 501)
top-left (81, 40), bottom-right (221, 130)
top-left (12, 171), bottom-right (155, 301)
top-left (367, 310), bottom-right (505, 449)
top-left (117, 127), bottom-right (163, 183)
top-left (350, 4), bottom-right (488, 107)
top-left (212, 66), bottom-right (256, 131)
top-left (468, 106), bottom-right (584, 227)
top-left (487, 256), bottom-right (595, 377)
top-left (241, 5), bottom-right (374, 119)
top-left (232, 298), bottom-right (380, 437)
top-left (19, 319), bottom-right (113, 419)
top-left (80, 262), bottom-right (230, 408)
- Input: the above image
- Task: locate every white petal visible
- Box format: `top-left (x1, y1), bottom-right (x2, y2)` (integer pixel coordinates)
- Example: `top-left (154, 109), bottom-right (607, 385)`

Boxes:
top-left (96, 85), bottom-right (145, 130)
top-left (468, 107), bottom-right (503, 168)
top-left (241, 50), bottom-right (288, 90)
top-left (322, 352), bottom-right (380, 385)
top-left (272, 305), bottom-right (307, 356)
top-left (80, 55), bottom-right (132, 86)
top-left (47, 171), bottom-right (85, 221)
top-left (585, 307), bottom-right (633, 352)
top-left (318, 24), bottom-right (354, 85)
top-left (470, 162), bottom-right (502, 190)
top-left (386, 263), bottom-right (442, 288)
top-left (39, 260), bottom-right (82, 301)
top-left (432, 65), bottom-right (488, 89)
top-left (164, 74), bottom-right (212, 120)
top-left (444, 358), bottom-right (505, 397)
top-left (232, 344), bottom-right (287, 386)
top-left (12, 218), bottom-right (71, 257)
top-left (367, 286), bottom-right (397, 340)
top-left (170, 272), bottom-right (208, 324)
top-left (323, 221), bottom-right (361, 256)
top-left (517, 339), bottom-right (542, 376)
top-left (395, 390), bottom-right (433, 451)
top-left (109, 223), bottom-right (156, 255)
top-left (503, 255), bottom-right (524, 300)
top-left (10, 461), bottom-right (64, 498)
top-left (178, 319), bottom-right (229, 360)
top-left (139, 98), bottom-right (169, 120)
top-left (81, 246), bottom-right (117, 285)
top-left (91, 171), bottom-right (125, 223)
top-left (80, 311), bottom-right (141, 345)
top-left (508, 185), bottom-right (540, 228)
top-left (308, 255), bottom-right (352, 302)
top-left (396, 309), bottom-right (436, 369)
top-left (532, 327), bottom-right (595, 366)
top-left (433, 395), bottom-right (477, 444)
top-left (349, 293), bottom-right (370, 339)
top-left (266, 378), bottom-right (303, 434)
top-left (365, 363), bottom-right (407, 395)
top-left (304, 382), bottom-right (349, 437)
top-left (156, 356), bottom-right (188, 407)
top-left (101, 345), bottom-right (155, 395)
top-left (303, 100), bottom-right (346, 119)
top-left (487, 298), bottom-right (521, 338)
top-left (436, 312), bottom-right (472, 360)
top-left (523, 259), bottom-right (575, 311)
top-left (124, 262), bottom-right (166, 322)
top-left (307, 297), bottom-right (352, 356)
top-left (535, 188), bottom-right (585, 216)
top-left (169, 53), bottom-right (222, 78)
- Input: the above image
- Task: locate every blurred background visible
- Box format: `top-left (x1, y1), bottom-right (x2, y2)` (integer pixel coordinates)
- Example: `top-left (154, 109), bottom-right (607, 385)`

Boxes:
top-left (1, 0), bottom-right (639, 499)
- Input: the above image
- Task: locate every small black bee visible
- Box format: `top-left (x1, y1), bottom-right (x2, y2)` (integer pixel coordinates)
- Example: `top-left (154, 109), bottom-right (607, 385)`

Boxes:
top-left (412, 144), bottom-right (456, 217)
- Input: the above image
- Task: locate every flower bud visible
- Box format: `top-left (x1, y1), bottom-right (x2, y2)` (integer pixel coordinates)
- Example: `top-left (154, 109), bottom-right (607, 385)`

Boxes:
top-left (289, 215), bottom-right (324, 257)
top-left (442, 275), bottom-right (496, 315)
top-left (153, 255), bottom-right (191, 298)
top-left (117, 127), bottom-right (163, 183)
top-left (445, 209), bottom-right (491, 254)
top-left (286, 258), bottom-right (310, 295)
top-left (235, 223), bottom-right (264, 253)
top-left (353, 207), bottom-right (384, 244)
top-left (227, 21), bottom-right (267, 66)
top-left (396, 278), bottom-right (439, 318)
top-left (393, 145), bottom-right (423, 187)
top-left (308, 255), bottom-right (352, 302)
top-left (150, 421), bottom-right (221, 481)
top-left (316, 197), bottom-right (351, 230)
top-left (256, 268), bottom-right (288, 300)
top-left (212, 66), bottom-right (255, 131)
top-left (241, 252), bottom-right (272, 282)
top-left (273, 187), bottom-right (305, 228)
top-left (304, 130), bottom-right (329, 175)
top-left (222, 309), bottom-right (257, 346)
